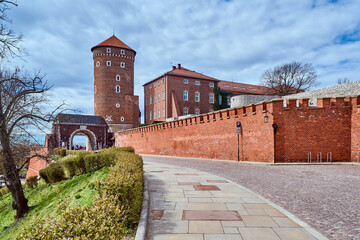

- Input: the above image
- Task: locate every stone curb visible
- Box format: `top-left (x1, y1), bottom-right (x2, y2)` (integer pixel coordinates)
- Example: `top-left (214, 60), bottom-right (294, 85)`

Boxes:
top-left (134, 174), bottom-right (149, 240)
top-left (140, 154), bottom-right (360, 166)
top-left (146, 161), bottom-right (328, 240)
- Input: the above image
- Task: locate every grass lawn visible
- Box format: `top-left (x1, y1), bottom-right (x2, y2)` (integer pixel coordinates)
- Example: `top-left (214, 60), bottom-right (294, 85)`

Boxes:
top-left (0, 167), bottom-right (109, 239)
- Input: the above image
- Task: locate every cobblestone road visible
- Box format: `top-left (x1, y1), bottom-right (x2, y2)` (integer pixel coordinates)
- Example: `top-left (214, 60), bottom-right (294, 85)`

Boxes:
top-left (142, 155), bottom-right (360, 240)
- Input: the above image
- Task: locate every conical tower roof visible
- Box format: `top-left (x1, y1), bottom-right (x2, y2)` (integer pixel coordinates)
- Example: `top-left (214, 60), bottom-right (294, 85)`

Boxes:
top-left (91, 35), bottom-right (135, 53)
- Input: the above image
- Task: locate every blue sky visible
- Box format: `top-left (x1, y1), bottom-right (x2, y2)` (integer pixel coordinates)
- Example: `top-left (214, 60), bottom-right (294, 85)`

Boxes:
top-left (5, 0), bottom-right (360, 139)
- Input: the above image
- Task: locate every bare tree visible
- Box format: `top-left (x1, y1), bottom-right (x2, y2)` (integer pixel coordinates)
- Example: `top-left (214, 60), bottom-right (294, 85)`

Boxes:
top-left (261, 61), bottom-right (319, 96)
top-left (337, 77), bottom-right (350, 85)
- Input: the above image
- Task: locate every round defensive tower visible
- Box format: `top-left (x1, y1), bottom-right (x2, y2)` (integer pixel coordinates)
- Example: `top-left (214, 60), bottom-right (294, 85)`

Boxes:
top-left (91, 35), bottom-right (139, 131)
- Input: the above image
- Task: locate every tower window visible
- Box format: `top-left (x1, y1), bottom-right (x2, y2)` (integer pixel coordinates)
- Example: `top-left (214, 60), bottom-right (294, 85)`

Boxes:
top-left (158, 92), bottom-right (160, 102)
top-left (116, 103), bottom-right (120, 108)
top-left (150, 96), bottom-right (152, 104)
top-left (121, 117), bottom-right (124, 121)
top-left (195, 108), bottom-right (200, 115)
top-left (195, 92), bottom-right (200, 102)
top-left (96, 61), bottom-right (100, 67)
top-left (209, 83), bottom-right (214, 87)
top-left (184, 79), bottom-right (188, 84)
top-left (183, 107), bottom-right (188, 115)
top-left (121, 49), bottom-right (125, 55)
top-left (107, 61), bottom-right (111, 66)
top-left (162, 107), bottom-right (165, 117)
top-left (116, 85), bottom-right (120, 93)
top-left (120, 62), bottom-right (125, 68)
top-left (183, 90), bottom-right (188, 101)
top-left (195, 81), bottom-right (200, 86)
top-left (116, 75), bottom-right (120, 81)
top-left (154, 110), bottom-right (156, 120)
top-left (158, 109), bottom-right (160, 119)
top-left (150, 111), bottom-right (152, 120)
top-left (162, 91), bottom-right (165, 100)
top-left (106, 48), bottom-right (111, 53)
top-left (209, 93), bottom-right (214, 103)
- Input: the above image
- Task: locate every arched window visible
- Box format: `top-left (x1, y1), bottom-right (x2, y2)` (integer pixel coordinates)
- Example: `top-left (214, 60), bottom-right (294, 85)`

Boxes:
top-left (116, 75), bottom-right (120, 81)
top-left (116, 85), bottom-right (120, 93)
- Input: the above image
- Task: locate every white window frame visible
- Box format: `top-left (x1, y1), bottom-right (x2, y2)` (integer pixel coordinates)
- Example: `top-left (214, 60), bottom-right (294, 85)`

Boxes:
top-left (219, 95), bottom-right (222, 105)
top-left (154, 110), bottom-right (156, 120)
top-left (195, 108), bottom-right (200, 115)
top-left (121, 117), bottom-right (124, 121)
top-left (209, 83), bottom-right (214, 87)
top-left (209, 93), bottom-right (214, 103)
top-left (96, 61), bottom-right (100, 67)
top-left (158, 109), bottom-right (160, 119)
top-left (116, 85), bottom-right (120, 93)
top-left (106, 61), bottom-right (111, 66)
top-left (162, 107), bottom-right (165, 117)
top-left (120, 62), bottom-right (125, 68)
top-left (116, 75), bottom-right (120, 81)
top-left (106, 48), bottom-right (111, 53)
top-left (158, 92), bottom-right (160, 102)
top-left (184, 79), bottom-right (188, 84)
top-left (195, 92), bottom-right (200, 102)
top-left (150, 96), bottom-right (152, 104)
top-left (163, 78), bottom-right (165, 84)
top-left (195, 81), bottom-right (200, 86)
top-left (183, 107), bottom-right (188, 115)
top-left (120, 49), bottom-right (125, 55)
top-left (116, 103), bottom-right (120, 108)
top-left (183, 90), bottom-right (188, 101)
top-left (162, 91), bottom-right (165, 100)
top-left (149, 111), bottom-right (152, 121)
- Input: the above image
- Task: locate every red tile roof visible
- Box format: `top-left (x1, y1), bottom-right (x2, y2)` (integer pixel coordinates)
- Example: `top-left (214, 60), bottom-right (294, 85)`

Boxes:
top-left (91, 35), bottom-right (135, 52)
top-left (218, 80), bottom-right (274, 95)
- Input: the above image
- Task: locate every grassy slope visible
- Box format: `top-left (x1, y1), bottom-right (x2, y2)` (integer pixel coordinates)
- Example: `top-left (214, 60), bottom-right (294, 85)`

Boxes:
top-left (0, 167), bottom-right (109, 240)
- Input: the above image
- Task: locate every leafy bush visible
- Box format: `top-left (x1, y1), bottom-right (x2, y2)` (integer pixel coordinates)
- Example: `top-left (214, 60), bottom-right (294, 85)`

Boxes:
top-left (53, 147), bottom-right (66, 157)
top-left (84, 153), bottom-right (116, 173)
top-left (118, 147), bottom-right (135, 153)
top-left (19, 151), bottom-right (144, 239)
top-left (45, 163), bottom-right (66, 183)
top-left (39, 168), bottom-right (49, 183)
top-left (74, 155), bottom-right (87, 175)
top-left (62, 156), bottom-right (77, 178)
top-left (26, 176), bottom-right (38, 189)
top-left (0, 186), bottom-right (9, 198)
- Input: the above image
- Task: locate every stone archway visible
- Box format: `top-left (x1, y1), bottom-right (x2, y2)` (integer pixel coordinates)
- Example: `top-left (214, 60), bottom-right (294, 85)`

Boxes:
top-left (69, 129), bottom-right (97, 151)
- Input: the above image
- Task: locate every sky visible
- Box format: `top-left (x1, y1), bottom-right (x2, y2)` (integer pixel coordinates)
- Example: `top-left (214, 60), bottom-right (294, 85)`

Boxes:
top-left (4, 0), bottom-right (360, 141)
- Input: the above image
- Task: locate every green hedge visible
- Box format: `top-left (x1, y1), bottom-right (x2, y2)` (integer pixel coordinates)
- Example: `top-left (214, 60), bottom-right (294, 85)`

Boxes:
top-left (45, 163), bottom-right (66, 183)
top-left (0, 186), bottom-right (9, 198)
top-left (26, 176), bottom-right (38, 189)
top-left (19, 151), bottom-right (144, 239)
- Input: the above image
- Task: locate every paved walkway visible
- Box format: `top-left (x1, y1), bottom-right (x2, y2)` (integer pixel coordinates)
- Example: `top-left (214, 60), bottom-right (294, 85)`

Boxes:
top-left (144, 162), bottom-right (327, 240)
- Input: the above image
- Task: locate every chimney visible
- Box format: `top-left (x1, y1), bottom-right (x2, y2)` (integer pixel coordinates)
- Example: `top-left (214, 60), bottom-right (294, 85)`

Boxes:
top-left (178, 63), bottom-right (181, 69)
top-left (172, 66), bottom-right (176, 70)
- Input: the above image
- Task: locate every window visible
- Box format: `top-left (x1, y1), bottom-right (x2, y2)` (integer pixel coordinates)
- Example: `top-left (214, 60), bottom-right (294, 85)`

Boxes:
top-left (150, 96), bottom-right (152, 104)
top-left (150, 85), bottom-right (152, 89)
top-left (154, 110), bottom-right (156, 119)
top-left (158, 109), bottom-right (160, 119)
top-left (116, 85), bottom-right (120, 93)
top-left (121, 117), bottom-right (124, 121)
top-left (162, 108), bottom-right (165, 117)
top-left (219, 95), bottom-right (222, 105)
top-left (120, 62), bottom-right (125, 68)
top-left (153, 94), bottom-right (156, 104)
top-left (116, 75), bottom-right (120, 81)
top-left (162, 91), bottom-right (165, 100)
top-left (116, 103), bottom-right (120, 108)
top-left (195, 92), bottom-right (200, 102)
top-left (195, 108), bottom-right (200, 115)
top-left (209, 108), bottom-right (214, 112)
top-left (96, 61), bottom-right (100, 67)
top-left (183, 90), bottom-right (188, 101)
top-left (158, 81), bottom-right (160, 86)
top-left (121, 49), bottom-right (125, 55)
top-left (209, 93), bottom-right (214, 103)
top-left (227, 96), bottom-right (231, 106)
top-left (150, 111), bottom-right (152, 120)
top-left (153, 83), bottom-right (156, 88)
top-left (163, 78), bottom-right (165, 84)
top-left (209, 83), bottom-right (214, 87)
top-left (158, 92), bottom-right (160, 102)
top-left (183, 107), bottom-right (188, 115)
top-left (184, 79), bottom-right (188, 84)
top-left (106, 61), bottom-right (111, 66)
top-left (195, 81), bottom-right (200, 86)
top-left (106, 48), bottom-right (111, 53)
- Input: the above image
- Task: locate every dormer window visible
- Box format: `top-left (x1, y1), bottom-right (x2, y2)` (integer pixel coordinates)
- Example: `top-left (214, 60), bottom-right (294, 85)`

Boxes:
top-left (120, 62), bottom-right (125, 68)
top-left (106, 48), bottom-right (111, 53)
top-left (121, 49), bottom-right (125, 55)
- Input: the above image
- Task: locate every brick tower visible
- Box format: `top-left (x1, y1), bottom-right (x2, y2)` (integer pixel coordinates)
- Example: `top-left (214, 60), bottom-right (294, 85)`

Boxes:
top-left (91, 35), bottom-right (139, 132)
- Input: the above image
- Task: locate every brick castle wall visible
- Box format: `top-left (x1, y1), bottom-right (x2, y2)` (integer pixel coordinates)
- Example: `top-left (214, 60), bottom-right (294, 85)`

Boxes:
top-left (116, 96), bottom-right (360, 163)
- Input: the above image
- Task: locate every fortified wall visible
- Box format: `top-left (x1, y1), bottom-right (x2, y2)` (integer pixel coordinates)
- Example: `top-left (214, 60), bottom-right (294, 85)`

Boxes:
top-left (115, 96), bottom-right (360, 163)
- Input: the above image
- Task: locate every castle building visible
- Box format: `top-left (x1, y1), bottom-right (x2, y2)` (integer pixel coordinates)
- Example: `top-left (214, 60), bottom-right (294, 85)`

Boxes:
top-left (143, 64), bottom-right (275, 124)
top-left (91, 35), bottom-right (140, 132)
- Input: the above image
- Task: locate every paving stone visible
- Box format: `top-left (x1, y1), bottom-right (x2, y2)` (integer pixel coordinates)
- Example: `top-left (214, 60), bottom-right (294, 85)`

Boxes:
top-left (204, 234), bottom-right (243, 240)
top-left (272, 217), bottom-right (301, 228)
top-left (152, 220), bottom-right (189, 234)
top-left (226, 203), bottom-right (246, 211)
top-left (183, 210), bottom-right (242, 221)
top-left (175, 203), bottom-right (228, 210)
top-left (212, 197), bottom-right (244, 203)
top-left (246, 208), bottom-right (267, 216)
top-left (185, 191), bottom-right (214, 198)
top-left (188, 197), bottom-right (213, 203)
top-left (242, 198), bottom-right (266, 204)
top-left (175, 173), bottom-right (198, 175)
top-left (273, 228), bottom-right (318, 240)
top-left (264, 208), bottom-right (286, 217)
top-left (243, 203), bottom-right (274, 209)
top-left (238, 228), bottom-right (280, 240)
top-left (207, 180), bottom-right (229, 183)
top-left (153, 234), bottom-right (203, 240)
top-left (194, 185), bottom-right (221, 191)
top-left (179, 182), bottom-right (201, 185)
top-left (151, 210), bottom-right (164, 220)
top-left (224, 227), bottom-right (240, 234)
top-left (189, 221), bottom-right (223, 233)
top-left (241, 216), bottom-right (278, 227)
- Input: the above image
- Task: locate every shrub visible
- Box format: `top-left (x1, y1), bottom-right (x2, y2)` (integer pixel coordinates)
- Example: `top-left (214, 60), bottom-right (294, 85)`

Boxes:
top-left (74, 155), bottom-right (87, 175)
top-left (26, 176), bottom-right (38, 189)
top-left (45, 163), bottom-right (66, 183)
top-left (118, 147), bottom-right (135, 153)
top-left (39, 168), bottom-right (49, 183)
top-left (53, 147), bottom-right (66, 156)
top-left (58, 148), bottom-right (67, 157)
top-left (84, 153), bottom-right (115, 173)
top-left (0, 186), bottom-right (9, 198)
top-left (63, 156), bottom-right (77, 178)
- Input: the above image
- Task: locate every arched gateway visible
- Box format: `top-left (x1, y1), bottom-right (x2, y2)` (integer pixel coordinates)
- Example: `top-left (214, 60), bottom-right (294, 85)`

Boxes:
top-left (46, 114), bottom-right (111, 151)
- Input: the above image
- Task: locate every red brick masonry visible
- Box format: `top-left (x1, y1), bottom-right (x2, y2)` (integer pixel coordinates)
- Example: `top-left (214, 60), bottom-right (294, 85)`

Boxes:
top-left (116, 96), bottom-right (360, 163)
